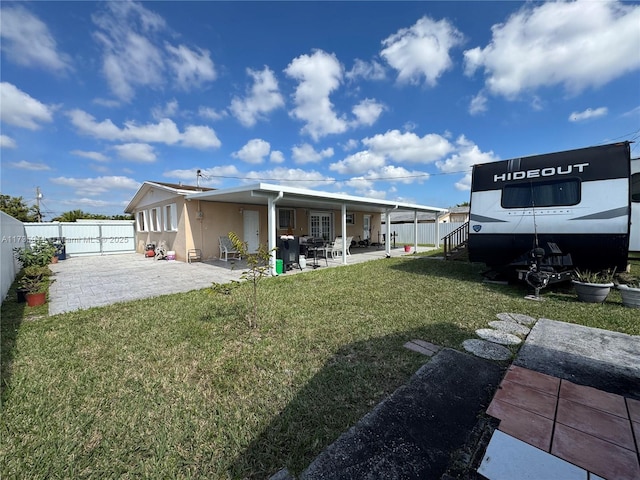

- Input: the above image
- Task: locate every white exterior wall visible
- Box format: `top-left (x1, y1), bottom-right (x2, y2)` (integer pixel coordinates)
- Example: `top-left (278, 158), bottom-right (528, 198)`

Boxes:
top-left (1, 212), bottom-right (27, 302)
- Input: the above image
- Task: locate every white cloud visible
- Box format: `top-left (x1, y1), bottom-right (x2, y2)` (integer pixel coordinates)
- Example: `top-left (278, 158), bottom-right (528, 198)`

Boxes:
top-left (285, 50), bottom-right (348, 140)
top-left (363, 165), bottom-right (429, 184)
top-left (463, 0), bottom-right (640, 99)
top-left (71, 150), bottom-right (109, 162)
top-left (0, 82), bottom-right (54, 129)
top-left (67, 109), bottom-right (220, 149)
top-left (342, 177), bottom-right (388, 199)
top-left (230, 66), bottom-right (285, 127)
top-left (163, 165), bottom-right (240, 187)
top-left (198, 106), bottom-right (226, 121)
top-left (243, 167), bottom-right (332, 188)
top-left (232, 138), bottom-right (271, 164)
top-left (92, 2), bottom-right (165, 102)
top-left (151, 99), bottom-right (179, 120)
top-left (622, 106), bottom-right (640, 118)
top-left (0, 5), bottom-right (72, 73)
top-left (112, 143), bottom-right (156, 162)
top-left (51, 175), bottom-right (141, 196)
top-left (329, 150), bottom-right (386, 175)
top-left (1, 135), bottom-right (17, 149)
top-left (92, 2), bottom-right (215, 102)
top-left (181, 125), bottom-right (221, 149)
top-left (342, 139), bottom-right (359, 151)
top-left (351, 98), bottom-right (385, 127)
top-left (436, 136), bottom-right (499, 191)
top-left (7, 160), bottom-right (51, 171)
top-left (380, 16), bottom-right (464, 86)
top-left (68, 109), bottom-right (179, 142)
top-left (346, 59), bottom-right (386, 81)
top-left (469, 92), bottom-right (488, 116)
top-left (60, 197), bottom-right (118, 208)
top-left (291, 143), bottom-right (334, 164)
top-left (362, 129), bottom-right (454, 163)
top-left (569, 107), bottom-right (608, 123)
top-left (270, 150), bottom-right (285, 164)
top-left (165, 43), bottom-right (216, 90)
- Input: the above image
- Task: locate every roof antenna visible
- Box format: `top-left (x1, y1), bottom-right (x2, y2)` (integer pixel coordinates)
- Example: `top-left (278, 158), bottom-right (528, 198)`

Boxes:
top-left (196, 169), bottom-right (202, 190)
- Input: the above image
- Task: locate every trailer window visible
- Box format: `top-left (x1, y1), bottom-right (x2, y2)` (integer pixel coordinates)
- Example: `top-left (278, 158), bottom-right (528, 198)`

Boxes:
top-left (502, 178), bottom-right (580, 208)
top-left (632, 173), bottom-right (640, 202)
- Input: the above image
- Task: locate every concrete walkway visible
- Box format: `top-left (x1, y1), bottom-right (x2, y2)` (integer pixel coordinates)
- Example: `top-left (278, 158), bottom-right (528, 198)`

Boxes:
top-left (48, 246), bottom-right (427, 315)
top-left (272, 318), bottom-right (640, 480)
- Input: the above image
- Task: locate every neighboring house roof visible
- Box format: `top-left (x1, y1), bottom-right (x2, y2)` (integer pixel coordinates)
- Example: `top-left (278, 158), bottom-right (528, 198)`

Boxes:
top-left (125, 181), bottom-right (213, 213)
top-left (184, 182), bottom-right (448, 214)
top-left (382, 206), bottom-right (469, 224)
top-left (448, 206), bottom-right (470, 214)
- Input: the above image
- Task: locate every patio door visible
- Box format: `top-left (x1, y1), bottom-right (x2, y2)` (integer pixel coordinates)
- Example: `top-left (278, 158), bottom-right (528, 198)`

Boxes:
top-left (310, 212), bottom-right (332, 241)
top-left (243, 210), bottom-right (259, 253)
top-left (363, 215), bottom-right (371, 241)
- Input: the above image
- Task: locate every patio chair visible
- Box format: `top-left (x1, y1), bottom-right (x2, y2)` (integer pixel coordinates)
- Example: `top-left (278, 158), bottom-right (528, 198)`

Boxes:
top-left (322, 237), bottom-right (342, 260)
top-left (219, 236), bottom-right (241, 261)
top-left (188, 249), bottom-right (202, 263)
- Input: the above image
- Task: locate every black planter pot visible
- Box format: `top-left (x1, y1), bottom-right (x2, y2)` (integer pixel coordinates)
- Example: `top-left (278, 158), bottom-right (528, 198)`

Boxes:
top-left (17, 288), bottom-right (28, 303)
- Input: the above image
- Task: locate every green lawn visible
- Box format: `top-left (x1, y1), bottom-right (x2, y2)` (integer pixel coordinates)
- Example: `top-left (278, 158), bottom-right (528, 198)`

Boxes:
top-left (2, 255), bottom-right (638, 479)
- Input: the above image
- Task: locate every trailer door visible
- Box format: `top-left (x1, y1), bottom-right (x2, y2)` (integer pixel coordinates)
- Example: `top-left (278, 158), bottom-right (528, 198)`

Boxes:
top-left (630, 158), bottom-right (640, 252)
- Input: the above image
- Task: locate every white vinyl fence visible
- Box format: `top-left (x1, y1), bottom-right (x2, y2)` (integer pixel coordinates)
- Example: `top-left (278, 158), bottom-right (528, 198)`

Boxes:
top-left (386, 222), bottom-right (466, 246)
top-left (24, 220), bottom-right (135, 257)
top-left (1, 212), bottom-right (27, 302)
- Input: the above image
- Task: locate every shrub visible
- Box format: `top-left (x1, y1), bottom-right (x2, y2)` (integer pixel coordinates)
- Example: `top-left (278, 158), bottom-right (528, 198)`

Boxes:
top-left (13, 238), bottom-right (56, 268)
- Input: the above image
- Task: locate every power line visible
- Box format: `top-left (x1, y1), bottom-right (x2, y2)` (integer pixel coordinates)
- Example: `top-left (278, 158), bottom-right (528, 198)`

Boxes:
top-left (197, 168), bottom-right (473, 184)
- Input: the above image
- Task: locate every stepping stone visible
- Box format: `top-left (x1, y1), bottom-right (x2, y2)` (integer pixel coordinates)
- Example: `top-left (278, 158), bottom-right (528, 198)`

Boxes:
top-left (462, 339), bottom-right (512, 361)
top-left (488, 320), bottom-right (531, 336)
top-left (496, 313), bottom-right (537, 326)
top-left (404, 339), bottom-right (441, 356)
top-left (476, 328), bottom-right (522, 345)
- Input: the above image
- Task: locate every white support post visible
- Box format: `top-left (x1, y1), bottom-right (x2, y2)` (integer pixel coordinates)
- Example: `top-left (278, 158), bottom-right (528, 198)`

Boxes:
top-left (341, 203), bottom-right (347, 264)
top-left (413, 211), bottom-right (418, 253)
top-left (267, 193), bottom-right (282, 275)
top-left (435, 211), bottom-right (441, 248)
top-left (385, 209), bottom-right (393, 256)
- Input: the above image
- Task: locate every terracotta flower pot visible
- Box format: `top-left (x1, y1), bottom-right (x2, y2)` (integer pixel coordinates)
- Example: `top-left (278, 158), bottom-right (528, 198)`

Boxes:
top-left (26, 292), bottom-right (46, 307)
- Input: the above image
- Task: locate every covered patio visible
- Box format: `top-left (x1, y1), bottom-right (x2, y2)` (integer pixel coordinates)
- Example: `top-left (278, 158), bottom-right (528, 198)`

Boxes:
top-left (187, 183), bottom-right (447, 275)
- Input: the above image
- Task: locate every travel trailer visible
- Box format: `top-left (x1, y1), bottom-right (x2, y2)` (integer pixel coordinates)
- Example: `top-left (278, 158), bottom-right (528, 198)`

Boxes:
top-left (631, 156), bottom-right (640, 252)
top-left (468, 142), bottom-right (634, 279)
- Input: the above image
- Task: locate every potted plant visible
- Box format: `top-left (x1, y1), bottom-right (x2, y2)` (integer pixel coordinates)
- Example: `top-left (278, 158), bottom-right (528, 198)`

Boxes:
top-left (617, 279), bottom-right (640, 308)
top-left (14, 238), bottom-right (57, 268)
top-left (18, 266), bottom-right (49, 307)
top-left (572, 268), bottom-right (616, 303)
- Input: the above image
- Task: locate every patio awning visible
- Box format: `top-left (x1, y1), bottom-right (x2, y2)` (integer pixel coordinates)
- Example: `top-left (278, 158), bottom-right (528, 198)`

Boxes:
top-left (185, 182), bottom-right (447, 215)
top-left (186, 183), bottom-right (447, 273)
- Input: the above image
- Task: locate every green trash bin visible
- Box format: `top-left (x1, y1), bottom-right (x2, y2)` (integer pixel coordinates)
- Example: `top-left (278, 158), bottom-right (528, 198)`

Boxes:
top-left (275, 259), bottom-right (284, 275)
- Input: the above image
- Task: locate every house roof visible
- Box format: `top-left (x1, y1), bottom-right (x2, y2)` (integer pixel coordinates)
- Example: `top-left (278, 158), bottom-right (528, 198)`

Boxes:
top-left (184, 182), bottom-right (448, 214)
top-left (124, 181), bottom-right (213, 213)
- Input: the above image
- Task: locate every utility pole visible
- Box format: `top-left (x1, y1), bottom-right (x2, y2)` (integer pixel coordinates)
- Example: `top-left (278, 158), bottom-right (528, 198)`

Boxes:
top-left (36, 186), bottom-right (43, 222)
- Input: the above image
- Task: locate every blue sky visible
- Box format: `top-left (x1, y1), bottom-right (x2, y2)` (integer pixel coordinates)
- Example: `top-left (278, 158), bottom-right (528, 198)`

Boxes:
top-left (1, 1), bottom-right (639, 219)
